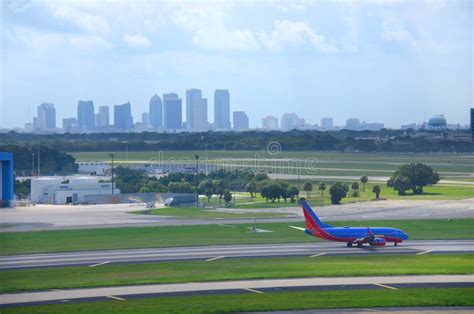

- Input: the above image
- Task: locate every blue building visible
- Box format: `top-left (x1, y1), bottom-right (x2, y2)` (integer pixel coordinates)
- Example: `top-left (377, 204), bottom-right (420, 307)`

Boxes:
top-left (0, 152), bottom-right (14, 208)
top-left (114, 102), bottom-right (134, 131)
top-left (163, 93), bottom-right (182, 130)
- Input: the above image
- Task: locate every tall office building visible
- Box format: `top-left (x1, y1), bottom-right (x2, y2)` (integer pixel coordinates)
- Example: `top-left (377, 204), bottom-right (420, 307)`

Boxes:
top-left (114, 102), bottom-right (134, 131)
top-left (98, 106), bottom-right (109, 127)
top-left (186, 89), bottom-right (207, 131)
top-left (281, 113), bottom-right (305, 131)
top-left (345, 118), bottom-right (361, 130)
top-left (77, 100), bottom-right (95, 131)
top-left (471, 108), bottom-right (474, 142)
top-left (214, 89), bottom-right (231, 130)
top-left (163, 93), bottom-right (182, 130)
top-left (320, 117), bottom-right (333, 130)
top-left (233, 111), bottom-right (249, 131)
top-left (262, 115), bottom-right (279, 130)
top-left (149, 94), bottom-right (163, 129)
top-left (35, 103), bottom-right (56, 131)
top-left (142, 112), bottom-right (149, 125)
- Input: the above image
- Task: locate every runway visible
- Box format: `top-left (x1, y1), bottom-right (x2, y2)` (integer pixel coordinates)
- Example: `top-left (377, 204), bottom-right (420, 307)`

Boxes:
top-left (0, 240), bottom-right (472, 270)
top-left (1, 275), bottom-right (473, 307)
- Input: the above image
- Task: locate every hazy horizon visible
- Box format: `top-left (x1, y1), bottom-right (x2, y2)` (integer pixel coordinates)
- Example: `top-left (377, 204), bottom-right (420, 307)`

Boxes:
top-left (1, 0), bottom-right (473, 129)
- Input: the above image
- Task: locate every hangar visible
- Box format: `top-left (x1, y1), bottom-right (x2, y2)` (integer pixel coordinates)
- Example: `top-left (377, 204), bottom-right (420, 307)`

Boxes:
top-left (0, 152), bottom-right (14, 208)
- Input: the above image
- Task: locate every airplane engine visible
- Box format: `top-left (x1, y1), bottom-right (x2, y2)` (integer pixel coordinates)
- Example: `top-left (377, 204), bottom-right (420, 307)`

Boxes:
top-left (370, 238), bottom-right (386, 246)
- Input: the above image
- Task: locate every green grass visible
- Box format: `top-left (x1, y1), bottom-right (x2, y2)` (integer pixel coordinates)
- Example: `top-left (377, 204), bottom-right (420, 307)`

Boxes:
top-left (132, 206), bottom-right (290, 219)
top-left (4, 288), bottom-right (474, 314)
top-left (72, 150), bottom-right (474, 174)
top-left (0, 219), bottom-right (473, 255)
top-left (1, 254), bottom-right (472, 293)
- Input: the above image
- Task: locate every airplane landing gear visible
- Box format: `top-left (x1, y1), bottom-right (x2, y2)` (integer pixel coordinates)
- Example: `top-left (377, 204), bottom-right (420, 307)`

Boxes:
top-left (394, 242), bottom-right (398, 247)
top-left (357, 243), bottom-right (363, 248)
top-left (347, 242), bottom-right (353, 247)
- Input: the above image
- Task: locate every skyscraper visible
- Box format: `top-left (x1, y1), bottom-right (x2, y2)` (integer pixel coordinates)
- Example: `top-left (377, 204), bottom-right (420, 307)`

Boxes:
top-left (163, 93), bottom-right (182, 130)
top-left (233, 111), bottom-right (249, 131)
top-left (77, 100), bottom-right (95, 131)
top-left (262, 115), bottom-right (279, 130)
top-left (114, 102), bottom-right (133, 131)
top-left (149, 94), bottom-right (163, 129)
top-left (321, 118), bottom-right (333, 130)
top-left (98, 106), bottom-right (109, 127)
top-left (186, 89), bottom-right (207, 131)
top-left (281, 113), bottom-right (305, 130)
top-left (35, 103), bottom-right (56, 130)
top-left (214, 89), bottom-right (231, 130)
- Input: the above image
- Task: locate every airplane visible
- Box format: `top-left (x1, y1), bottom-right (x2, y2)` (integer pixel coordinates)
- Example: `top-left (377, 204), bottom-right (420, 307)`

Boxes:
top-left (290, 201), bottom-right (409, 247)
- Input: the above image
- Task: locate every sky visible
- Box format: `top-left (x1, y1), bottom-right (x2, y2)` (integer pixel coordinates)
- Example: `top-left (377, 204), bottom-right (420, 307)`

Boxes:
top-left (1, 0), bottom-right (472, 129)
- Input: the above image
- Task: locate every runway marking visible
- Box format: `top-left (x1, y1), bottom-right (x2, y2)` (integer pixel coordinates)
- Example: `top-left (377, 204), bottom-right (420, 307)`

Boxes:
top-left (88, 261), bottom-right (110, 267)
top-left (416, 250), bottom-right (432, 256)
top-left (244, 288), bottom-right (264, 294)
top-left (310, 253), bottom-right (326, 258)
top-left (374, 283), bottom-right (398, 290)
top-left (107, 295), bottom-right (126, 301)
top-left (219, 224), bottom-right (236, 227)
top-left (206, 256), bottom-right (225, 262)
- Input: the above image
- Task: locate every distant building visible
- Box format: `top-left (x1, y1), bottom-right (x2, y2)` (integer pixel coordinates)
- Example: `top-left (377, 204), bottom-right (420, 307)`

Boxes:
top-left (214, 90), bottom-right (231, 130)
top-left (0, 152), bottom-right (14, 207)
top-left (428, 115), bottom-right (447, 131)
top-left (262, 115), bottom-right (279, 130)
top-left (364, 123), bottom-right (384, 131)
top-left (186, 89), bottom-right (207, 131)
top-left (470, 108), bottom-right (473, 142)
top-left (114, 102), bottom-right (134, 131)
top-left (62, 118), bottom-right (79, 132)
top-left (345, 118), bottom-right (361, 130)
top-left (281, 113), bottom-right (305, 131)
top-left (149, 94), bottom-right (163, 129)
top-left (401, 123), bottom-right (420, 130)
top-left (35, 103), bottom-right (56, 131)
top-left (142, 112), bottom-right (149, 125)
top-left (233, 111), bottom-right (249, 130)
top-left (98, 106), bottom-right (109, 127)
top-left (163, 93), bottom-right (182, 130)
top-left (320, 118), bottom-right (333, 130)
top-left (31, 176), bottom-right (119, 204)
top-left (77, 100), bottom-right (95, 131)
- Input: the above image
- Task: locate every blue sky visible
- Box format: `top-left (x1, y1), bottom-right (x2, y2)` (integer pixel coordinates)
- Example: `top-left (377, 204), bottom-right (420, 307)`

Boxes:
top-left (1, 0), bottom-right (472, 128)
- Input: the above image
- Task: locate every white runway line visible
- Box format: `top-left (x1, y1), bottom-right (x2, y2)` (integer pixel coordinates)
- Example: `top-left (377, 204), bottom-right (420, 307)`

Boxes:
top-left (206, 256), bottom-right (225, 262)
top-left (310, 253), bottom-right (326, 258)
top-left (106, 295), bottom-right (126, 301)
top-left (416, 250), bottom-right (432, 255)
top-left (88, 261), bottom-right (110, 267)
top-left (244, 288), bottom-right (264, 294)
top-left (374, 283), bottom-right (398, 290)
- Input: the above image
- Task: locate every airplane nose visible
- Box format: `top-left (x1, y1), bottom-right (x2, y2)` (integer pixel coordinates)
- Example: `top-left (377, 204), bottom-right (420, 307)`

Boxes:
top-left (402, 232), bottom-right (409, 240)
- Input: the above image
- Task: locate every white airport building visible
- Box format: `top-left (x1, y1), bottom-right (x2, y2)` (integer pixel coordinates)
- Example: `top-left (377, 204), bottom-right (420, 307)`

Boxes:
top-left (31, 176), bottom-right (119, 204)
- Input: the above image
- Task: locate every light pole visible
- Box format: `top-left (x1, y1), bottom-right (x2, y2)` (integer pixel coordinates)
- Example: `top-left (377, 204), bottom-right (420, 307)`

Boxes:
top-left (194, 154), bottom-right (199, 207)
top-left (110, 153), bottom-right (115, 195)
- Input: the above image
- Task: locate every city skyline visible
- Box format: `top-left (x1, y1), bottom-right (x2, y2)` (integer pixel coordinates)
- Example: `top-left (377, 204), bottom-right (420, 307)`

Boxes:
top-left (1, 1), bottom-right (472, 129)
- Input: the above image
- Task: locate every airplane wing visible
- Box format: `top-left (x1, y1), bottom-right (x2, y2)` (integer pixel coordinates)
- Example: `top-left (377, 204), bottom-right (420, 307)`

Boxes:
top-left (289, 225), bottom-right (306, 231)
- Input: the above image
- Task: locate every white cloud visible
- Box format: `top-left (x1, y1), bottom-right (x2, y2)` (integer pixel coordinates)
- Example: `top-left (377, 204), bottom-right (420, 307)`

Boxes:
top-left (123, 33), bottom-right (152, 47)
top-left (191, 27), bottom-right (259, 51)
top-left (48, 4), bottom-right (110, 34)
top-left (256, 20), bottom-right (339, 53)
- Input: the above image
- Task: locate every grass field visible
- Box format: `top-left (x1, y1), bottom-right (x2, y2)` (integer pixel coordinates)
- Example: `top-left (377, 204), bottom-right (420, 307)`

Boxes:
top-left (72, 150), bottom-right (474, 176)
top-left (1, 254), bottom-right (472, 293)
top-left (1, 219), bottom-right (473, 255)
top-left (4, 288), bottom-right (474, 314)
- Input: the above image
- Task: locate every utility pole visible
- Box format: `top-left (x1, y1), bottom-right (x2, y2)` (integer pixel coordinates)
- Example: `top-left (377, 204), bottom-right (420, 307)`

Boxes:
top-left (194, 154), bottom-right (199, 207)
top-left (32, 153), bottom-right (35, 177)
top-left (37, 145), bottom-right (40, 177)
top-left (110, 153), bottom-right (115, 195)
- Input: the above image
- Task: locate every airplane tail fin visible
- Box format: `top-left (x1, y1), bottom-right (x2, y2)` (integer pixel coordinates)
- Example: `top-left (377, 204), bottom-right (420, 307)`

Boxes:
top-left (302, 201), bottom-right (332, 230)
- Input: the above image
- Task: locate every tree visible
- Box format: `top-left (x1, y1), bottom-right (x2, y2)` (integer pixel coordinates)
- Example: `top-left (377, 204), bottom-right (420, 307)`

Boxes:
top-left (223, 190), bottom-right (232, 207)
top-left (329, 182), bottom-right (348, 205)
top-left (372, 185), bottom-right (381, 199)
top-left (287, 186), bottom-right (299, 203)
top-left (360, 175), bottom-right (368, 192)
top-left (351, 182), bottom-right (359, 197)
top-left (303, 181), bottom-right (313, 198)
top-left (246, 181), bottom-right (257, 198)
top-left (205, 188), bottom-right (213, 202)
top-left (260, 181), bottom-right (285, 203)
top-left (318, 182), bottom-right (326, 198)
top-left (387, 163), bottom-right (440, 195)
